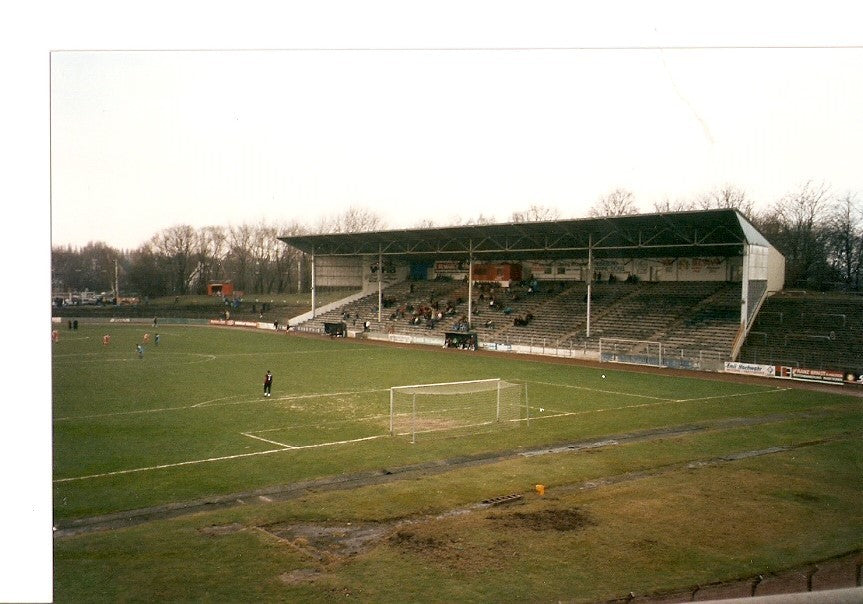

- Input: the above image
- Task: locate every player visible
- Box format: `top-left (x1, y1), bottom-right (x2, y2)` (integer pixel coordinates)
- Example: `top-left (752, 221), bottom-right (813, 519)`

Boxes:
top-left (263, 370), bottom-right (273, 397)
top-left (136, 344), bottom-right (144, 359)
top-left (154, 333), bottom-right (160, 346)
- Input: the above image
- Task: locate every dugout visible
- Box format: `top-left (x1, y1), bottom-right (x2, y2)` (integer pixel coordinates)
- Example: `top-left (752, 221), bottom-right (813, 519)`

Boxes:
top-left (445, 331), bottom-right (478, 350)
top-left (324, 321), bottom-right (347, 337)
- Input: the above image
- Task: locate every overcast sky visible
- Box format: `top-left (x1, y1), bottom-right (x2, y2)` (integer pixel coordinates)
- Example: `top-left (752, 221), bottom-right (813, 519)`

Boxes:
top-left (48, 7), bottom-right (863, 250)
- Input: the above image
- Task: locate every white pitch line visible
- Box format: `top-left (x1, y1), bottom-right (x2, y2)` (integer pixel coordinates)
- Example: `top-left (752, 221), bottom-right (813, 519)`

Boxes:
top-left (53, 447), bottom-right (290, 483)
top-left (202, 348), bottom-right (373, 359)
top-left (249, 413), bottom-right (390, 434)
top-left (674, 388), bottom-right (792, 403)
top-left (194, 388), bottom-right (389, 408)
top-left (191, 394), bottom-right (249, 408)
top-left (54, 405), bottom-right (198, 422)
top-left (529, 396), bottom-right (697, 420)
top-left (289, 434), bottom-right (388, 449)
top-left (55, 393), bottom-right (254, 421)
top-left (241, 432), bottom-right (295, 448)
top-left (54, 432), bottom-right (390, 483)
top-left (55, 388), bottom-right (388, 421)
top-left (530, 380), bottom-right (673, 401)
top-left (528, 387), bottom-right (794, 422)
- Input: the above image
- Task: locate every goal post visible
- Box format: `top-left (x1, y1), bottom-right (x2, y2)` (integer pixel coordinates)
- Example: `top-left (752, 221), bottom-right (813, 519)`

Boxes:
top-left (599, 338), bottom-right (663, 367)
top-left (389, 378), bottom-right (528, 443)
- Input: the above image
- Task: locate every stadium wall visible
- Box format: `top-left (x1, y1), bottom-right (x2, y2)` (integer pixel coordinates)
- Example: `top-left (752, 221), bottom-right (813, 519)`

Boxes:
top-left (316, 256), bottom-right (409, 289)
top-left (319, 255), bottom-right (758, 287)
top-left (315, 256), bottom-right (364, 288)
top-left (525, 256), bottom-right (739, 282)
top-left (767, 245), bottom-right (786, 293)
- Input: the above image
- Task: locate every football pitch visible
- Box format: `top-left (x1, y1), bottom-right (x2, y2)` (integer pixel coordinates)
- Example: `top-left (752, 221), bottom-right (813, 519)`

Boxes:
top-left (52, 323), bottom-right (863, 602)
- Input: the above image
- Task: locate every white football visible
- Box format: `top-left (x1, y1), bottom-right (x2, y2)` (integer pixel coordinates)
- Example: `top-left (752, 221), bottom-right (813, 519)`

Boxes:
top-left (601, 374), bottom-right (606, 379)
top-left (539, 408), bottom-right (544, 412)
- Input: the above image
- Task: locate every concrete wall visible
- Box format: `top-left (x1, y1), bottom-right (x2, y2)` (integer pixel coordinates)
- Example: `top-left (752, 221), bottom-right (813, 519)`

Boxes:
top-left (525, 257), bottom-right (738, 282)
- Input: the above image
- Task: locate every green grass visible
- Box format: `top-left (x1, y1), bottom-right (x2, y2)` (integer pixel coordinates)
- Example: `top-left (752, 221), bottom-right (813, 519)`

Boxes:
top-left (52, 323), bottom-right (863, 602)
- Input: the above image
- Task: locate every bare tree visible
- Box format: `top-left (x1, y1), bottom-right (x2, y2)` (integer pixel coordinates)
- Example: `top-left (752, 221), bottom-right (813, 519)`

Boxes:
top-left (757, 180), bottom-right (833, 289)
top-left (150, 224), bottom-right (197, 295)
top-left (319, 206), bottom-right (386, 233)
top-left (589, 188), bottom-right (638, 217)
top-left (126, 242), bottom-right (170, 298)
top-left (441, 213), bottom-right (497, 226)
top-left (412, 218), bottom-right (437, 229)
top-left (187, 226), bottom-right (228, 294)
top-left (272, 220), bottom-right (308, 293)
top-left (696, 184), bottom-right (754, 217)
top-left (826, 193), bottom-right (862, 289)
top-left (464, 212), bottom-right (498, 225)
top-left (652, 195), bottom-right (696, 213)
top-left (226, 224), bottom-right (255, 292)
top-left (510, 204), bottom-right (561, 223)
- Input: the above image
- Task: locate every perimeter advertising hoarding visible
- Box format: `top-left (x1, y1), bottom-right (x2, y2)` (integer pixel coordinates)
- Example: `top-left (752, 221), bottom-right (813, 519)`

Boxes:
top-left (788, 367), bottom-right (860, 385)
top-left (725, 362), bottom-right (862, 386)
top-left (724, 362), bottom-right (775, 377)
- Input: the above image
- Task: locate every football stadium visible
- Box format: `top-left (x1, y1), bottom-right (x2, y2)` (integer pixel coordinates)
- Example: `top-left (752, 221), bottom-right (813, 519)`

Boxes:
top-left (52, 210), bottom-right (863, 602)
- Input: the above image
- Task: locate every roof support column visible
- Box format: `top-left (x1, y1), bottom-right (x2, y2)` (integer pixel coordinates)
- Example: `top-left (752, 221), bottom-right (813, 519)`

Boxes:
top-left (377, 246), bottom-right (383, 323)
top-left (740, 244), bottom-right (750, 328)
top-left (586, 234), bottom-right (593, 338)
top-left (310, 250), bottom-right (317, 319)
top-left (467, 246), bottom-right (474, 330)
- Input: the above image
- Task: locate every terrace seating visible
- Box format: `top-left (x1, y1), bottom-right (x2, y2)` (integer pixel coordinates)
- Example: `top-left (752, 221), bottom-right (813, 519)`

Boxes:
top-left (577, 281), bottom-right (738, 352)
top-left (294, 279), bottom-right (747, 364)
top-left (737, 291), bottom-right (863, 370)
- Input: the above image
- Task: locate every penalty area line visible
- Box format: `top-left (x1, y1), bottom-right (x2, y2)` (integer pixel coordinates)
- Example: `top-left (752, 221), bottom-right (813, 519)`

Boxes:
top-left (243, 430), bottom-right (388, 449)
top-left (674, 387), bottom-right (793, 403)
top-left (527, 396), bottom-right (706, 421)
top-left (241, 432), bottom-right (296, 448)
top-left (53, 447), bottom-right (290, 483)
top-left (529, 380), bottom-right (672, 401)
top-left (55, 434), bottom-right (390, 483)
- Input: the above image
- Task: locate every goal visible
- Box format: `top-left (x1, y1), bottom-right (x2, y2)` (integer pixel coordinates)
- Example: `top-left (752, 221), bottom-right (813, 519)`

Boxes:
top-left (599, 338), bottom-right (663, 367)
top-left (389, 378), bottom-right (528, 443)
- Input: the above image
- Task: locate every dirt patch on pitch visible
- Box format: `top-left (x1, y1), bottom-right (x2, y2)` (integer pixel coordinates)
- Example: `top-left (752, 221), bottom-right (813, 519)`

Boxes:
top-left (262, 521), bottom-right (392, 561)
top-left (487, 506), bottom-right (594, 531)
top-left (198, 522), bottom-right (246, 536)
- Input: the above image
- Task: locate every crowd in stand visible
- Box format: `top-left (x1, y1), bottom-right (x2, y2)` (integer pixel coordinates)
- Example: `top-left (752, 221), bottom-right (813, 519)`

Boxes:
top-left (332, 279), bottom-right (552, 336)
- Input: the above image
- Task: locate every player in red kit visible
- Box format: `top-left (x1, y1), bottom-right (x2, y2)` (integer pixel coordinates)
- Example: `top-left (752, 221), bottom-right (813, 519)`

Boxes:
top-left (263, 370), bottom-right (273, 397)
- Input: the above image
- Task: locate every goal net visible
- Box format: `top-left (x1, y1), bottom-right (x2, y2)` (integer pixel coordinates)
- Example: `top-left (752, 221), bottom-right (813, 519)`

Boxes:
top-left (599, 338), bottom-right (663, 367)
top-left (390, 378), bottom-right (527, 443)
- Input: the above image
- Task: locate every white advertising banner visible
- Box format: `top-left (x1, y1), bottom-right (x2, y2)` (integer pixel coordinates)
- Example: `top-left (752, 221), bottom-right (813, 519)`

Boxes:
top-left (724, 361), bottom-right (774, 377)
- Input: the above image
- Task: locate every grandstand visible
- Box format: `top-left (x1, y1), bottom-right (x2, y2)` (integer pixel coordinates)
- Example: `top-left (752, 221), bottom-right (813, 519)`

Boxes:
top-left (737, 290), bottom-right (863, 371)
top-left (280, 209), bottom-right (791, 373)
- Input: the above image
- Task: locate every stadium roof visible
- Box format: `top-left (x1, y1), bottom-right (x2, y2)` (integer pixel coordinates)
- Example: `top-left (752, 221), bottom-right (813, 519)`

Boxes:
top-left (279, 209), bottom-right (774, 262)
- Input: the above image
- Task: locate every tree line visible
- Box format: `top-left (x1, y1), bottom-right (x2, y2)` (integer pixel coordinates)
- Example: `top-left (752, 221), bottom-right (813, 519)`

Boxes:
top-left (52, 183), bottom-right (862, 298)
